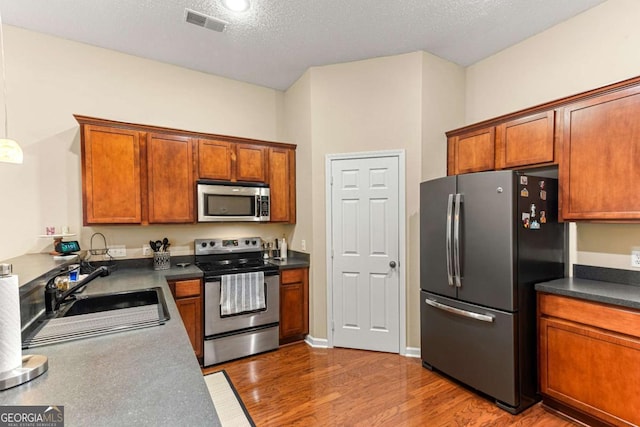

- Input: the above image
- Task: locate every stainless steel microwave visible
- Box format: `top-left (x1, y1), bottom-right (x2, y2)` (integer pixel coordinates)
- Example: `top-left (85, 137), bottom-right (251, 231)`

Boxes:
top-left (197, 181), bottom-right (270, 222)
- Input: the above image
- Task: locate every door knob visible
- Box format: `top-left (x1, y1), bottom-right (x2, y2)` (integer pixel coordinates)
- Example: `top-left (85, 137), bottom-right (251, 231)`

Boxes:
top-left (389, 261), bottom-right (397, 268)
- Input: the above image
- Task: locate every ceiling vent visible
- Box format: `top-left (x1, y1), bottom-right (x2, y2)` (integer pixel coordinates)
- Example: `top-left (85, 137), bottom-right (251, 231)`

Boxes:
top-left (185, 8), bottom-right (227, 32)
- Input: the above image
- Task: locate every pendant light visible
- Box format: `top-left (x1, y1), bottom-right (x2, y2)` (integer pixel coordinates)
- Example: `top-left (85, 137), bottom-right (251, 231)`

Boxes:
top-left (0, 8), bottom-right (22, 164)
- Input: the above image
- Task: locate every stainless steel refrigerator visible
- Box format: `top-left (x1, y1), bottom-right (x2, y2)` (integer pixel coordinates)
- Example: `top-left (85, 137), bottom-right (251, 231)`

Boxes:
top-left (420, 170), bottom-right (565, 414)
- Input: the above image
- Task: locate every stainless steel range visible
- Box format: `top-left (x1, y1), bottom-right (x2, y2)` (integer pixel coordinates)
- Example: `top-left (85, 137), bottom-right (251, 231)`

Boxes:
top-left (195, 237), bottom-right (280, 366)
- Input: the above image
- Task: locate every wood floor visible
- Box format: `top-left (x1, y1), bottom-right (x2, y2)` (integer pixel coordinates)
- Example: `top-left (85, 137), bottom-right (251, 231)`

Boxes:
top-left (204, 343), bottom-right (579, 426)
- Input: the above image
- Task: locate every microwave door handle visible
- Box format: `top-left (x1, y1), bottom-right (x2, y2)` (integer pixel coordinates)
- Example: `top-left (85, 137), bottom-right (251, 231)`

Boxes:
top-left (256, 195), bottom-right (260, 217)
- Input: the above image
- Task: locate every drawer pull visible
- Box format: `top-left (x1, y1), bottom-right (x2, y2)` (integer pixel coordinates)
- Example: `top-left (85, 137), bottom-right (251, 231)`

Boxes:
top-left (425, 298), bottom-right (494, 323)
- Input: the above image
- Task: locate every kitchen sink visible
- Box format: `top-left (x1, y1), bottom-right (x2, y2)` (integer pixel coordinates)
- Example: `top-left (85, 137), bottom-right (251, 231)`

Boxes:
top-left (58, 288), bottom-right (168, 318)
top-left (22, 288), bottom-right (170, 348)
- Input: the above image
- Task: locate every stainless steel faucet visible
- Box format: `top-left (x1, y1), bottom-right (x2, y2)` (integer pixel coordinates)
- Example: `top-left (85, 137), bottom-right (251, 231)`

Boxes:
top-left (45, 266), bottom-right (110, 314)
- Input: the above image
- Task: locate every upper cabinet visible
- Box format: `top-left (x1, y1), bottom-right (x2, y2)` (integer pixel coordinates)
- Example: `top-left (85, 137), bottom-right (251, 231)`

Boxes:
top-left (495, 111), bottom-right (556, 170)
top-left (197, 139), bottom-right (233, 181)
top-left (447, 127), bottom-right (495, 175)
top-left (81, 125), bottom-right (143, 224)
top-left (559, 86), bottom-right (640, 221)
top-left (235, 144), bottom-right (267, 182)
top-left (447, 111), bottom-right (557, 176)
top-left (446, 74), bottom-right (640, 221)
top-left (197, 140), bottom-right (267, 183)
top-left (76, 115), bottom-right (297, 225)
top-left (268, 147), bottom-right (296, 223)
top-left (147, 133), bottom-right (194, 223)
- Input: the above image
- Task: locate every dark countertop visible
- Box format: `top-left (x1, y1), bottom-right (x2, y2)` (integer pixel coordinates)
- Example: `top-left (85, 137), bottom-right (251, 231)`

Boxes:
top-left (535, 277), bottom-right (640, 310)
top-left (0, 263), bottom-right (219, 427)
top-left (267, 250), bottom-right (310, 270)
top-left (3, 253), bottom-right (81, 288)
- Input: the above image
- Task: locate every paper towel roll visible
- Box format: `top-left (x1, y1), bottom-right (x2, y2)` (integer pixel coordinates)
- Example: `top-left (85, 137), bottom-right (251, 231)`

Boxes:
top-left (0, 274), bottom-right (22, 373)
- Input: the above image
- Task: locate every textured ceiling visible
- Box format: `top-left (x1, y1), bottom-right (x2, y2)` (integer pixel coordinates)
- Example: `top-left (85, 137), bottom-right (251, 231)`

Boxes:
top-left (0, 0), bottom-right (605, 90)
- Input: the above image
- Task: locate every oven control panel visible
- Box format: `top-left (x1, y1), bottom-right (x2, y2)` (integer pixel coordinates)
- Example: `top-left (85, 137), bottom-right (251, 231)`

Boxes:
top-left (195, 237), bottom-right (262, 255)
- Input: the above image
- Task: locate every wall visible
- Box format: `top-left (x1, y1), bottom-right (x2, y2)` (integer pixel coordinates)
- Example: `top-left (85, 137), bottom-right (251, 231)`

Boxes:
top-left (0, 26), bottom-right (291, 262)
top-left (417, 52), bottom-right (466, 342)
top-left (465, 0), bottom-right (640, 271)
top-left (283, 70), bottom-right (314, 322)
top-left (285, 52), bottom-right (464, 348)
top-left (0, 23), bottom-right (466, 351)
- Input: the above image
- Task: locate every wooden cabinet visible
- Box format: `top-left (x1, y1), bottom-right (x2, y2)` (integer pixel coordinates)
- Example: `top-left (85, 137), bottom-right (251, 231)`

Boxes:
top-left (447, 111), bottom-right (556, 176)
top-left (279, 268), bottom-right (309, 345)
top-left (197, 139), bottom-right (233, 180)
top-left (268, 147), bottom-right (296, 223)
top-left (77, 115), bottom-right (297, 224)
top-left (559, 85), bottom-right (640, 221)
top-left (538, 293), bottom-right (640, 426)
top-left (169, 279), bottom-right (203, 360)
top-left (198, 139), bottom-right (266, 183)
top-left (147, 133), bottom-right (194, 223)
top-left (198, 140), bottom-right (296, 223)
top-left (447, 127), bottom-right (495, 175)
top-left (79, 119), bottom-right (196, 225)
top-left (81, 125), bottom-right (143, 224)
top-left (495, 111), bottom-right (556, 169)
top-left (446, 75), bottom-right (640, 221)
top-left (235, 143), bottom-right (266, 182)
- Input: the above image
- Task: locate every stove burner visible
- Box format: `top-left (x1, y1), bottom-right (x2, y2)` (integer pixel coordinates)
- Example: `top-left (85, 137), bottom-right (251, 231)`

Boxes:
top-left (194, 237), bottom-right (277, 277)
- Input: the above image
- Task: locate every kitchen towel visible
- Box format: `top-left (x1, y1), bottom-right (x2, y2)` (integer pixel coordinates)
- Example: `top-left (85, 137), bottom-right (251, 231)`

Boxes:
top-left (0, 274), bottom-right (22, 373)
top-left (220, 272), bottom-right (265, 316)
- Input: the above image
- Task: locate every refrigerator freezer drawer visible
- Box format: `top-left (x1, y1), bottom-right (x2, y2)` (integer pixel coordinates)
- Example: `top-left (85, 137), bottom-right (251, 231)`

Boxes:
top-left (420, 291), bottom-right (518, 407)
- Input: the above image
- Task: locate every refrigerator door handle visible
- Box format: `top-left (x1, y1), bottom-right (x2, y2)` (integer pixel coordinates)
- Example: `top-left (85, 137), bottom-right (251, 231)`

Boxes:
top-left (446, 194), bottom-right (454, 286)
top-left (424, 298), bottom-right (495, 323)
top-left (453, 193), bottom-right (462, 288)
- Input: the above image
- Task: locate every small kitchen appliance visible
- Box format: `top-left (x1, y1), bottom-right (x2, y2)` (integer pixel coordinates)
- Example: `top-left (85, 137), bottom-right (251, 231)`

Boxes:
top-left (195, 237), bottom-right (279, 366)
top-left (197, 181), bottom-right (270, 222)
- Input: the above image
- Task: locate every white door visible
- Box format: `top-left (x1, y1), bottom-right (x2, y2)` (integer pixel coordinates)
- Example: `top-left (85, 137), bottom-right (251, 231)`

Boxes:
top-left (330, 155), bottom-right (400, 353)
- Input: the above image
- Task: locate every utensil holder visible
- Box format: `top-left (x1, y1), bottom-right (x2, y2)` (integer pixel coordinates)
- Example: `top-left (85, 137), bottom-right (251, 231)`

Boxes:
top-left (153, 252), bottom-right (170, 270)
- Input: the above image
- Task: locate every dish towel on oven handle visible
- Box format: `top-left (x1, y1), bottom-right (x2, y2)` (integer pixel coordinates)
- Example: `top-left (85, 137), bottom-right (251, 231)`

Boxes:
top-left (220, 272), bottom-right (266, 316)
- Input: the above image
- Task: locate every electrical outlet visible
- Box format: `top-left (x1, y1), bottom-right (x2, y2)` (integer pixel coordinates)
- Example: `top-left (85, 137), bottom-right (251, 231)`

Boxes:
top-left (142, 245), bottom-right (152, 256)
top-left (632, 248), bottom-right (640, 268)
top-left (108, 245), bottom-right (127, 258)
top-left (301, 240), bottom-right (306, 251)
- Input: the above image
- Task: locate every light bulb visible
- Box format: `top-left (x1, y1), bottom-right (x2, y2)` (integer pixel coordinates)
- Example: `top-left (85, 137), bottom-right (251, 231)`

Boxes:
top-left (0, 138), bottom-right (23, 164)
top-left (222, 0), bottom-right (250, 12)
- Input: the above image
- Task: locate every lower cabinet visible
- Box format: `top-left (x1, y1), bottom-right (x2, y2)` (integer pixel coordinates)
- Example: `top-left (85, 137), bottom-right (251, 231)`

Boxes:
top-left (538, 293), bottom-right (640, 426)
top-left (169, 279), bottom-right (203, 360)
top-left (279, 268), bottom-right (309, 345)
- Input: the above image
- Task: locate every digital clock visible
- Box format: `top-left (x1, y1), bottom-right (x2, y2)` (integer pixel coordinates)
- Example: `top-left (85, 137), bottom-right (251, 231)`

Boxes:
top-left (54, 240), bottom-right (81, 255)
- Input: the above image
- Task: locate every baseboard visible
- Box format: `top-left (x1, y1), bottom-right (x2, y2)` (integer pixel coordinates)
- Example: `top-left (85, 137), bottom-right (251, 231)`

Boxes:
top-left (302, 337), bottom-right (420, 358)
top-left (404, 346), bottom-right (421, 358)
top-left (304, 335), bottom-right (329, 348)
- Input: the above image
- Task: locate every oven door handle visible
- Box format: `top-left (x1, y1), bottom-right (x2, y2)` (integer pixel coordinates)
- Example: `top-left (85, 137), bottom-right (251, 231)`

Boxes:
top-left (206, 271), bottom-right (280, 280)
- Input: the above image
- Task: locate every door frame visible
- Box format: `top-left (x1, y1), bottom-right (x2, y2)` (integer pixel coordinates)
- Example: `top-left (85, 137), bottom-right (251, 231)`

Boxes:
top-left (325, 150), bottom-right (406, 354)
